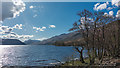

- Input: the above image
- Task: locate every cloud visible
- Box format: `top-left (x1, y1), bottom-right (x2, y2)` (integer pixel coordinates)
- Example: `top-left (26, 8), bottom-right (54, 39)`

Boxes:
top-left (80, 17), bottom-right (93, 24)
top-left (29, 6), bottom-right (34, 9)
top-left (13, 24), bottom-right (23, 29)
top-left (116, 10), bottom-right (120, 18)
top-left (93, 3), bottom-right (100, 10)
top-left (33, 25), bottom-right (56, 32)
top-left (93, 0), bottom-right (120, 19)
top-left (80, 17), bottom-right (94, 29)
top-left (33, 14), bottom-right (37, 18)
top-left (0, 24), bottom-right (23, 34)
top-left (33, 26), bottom-right (46, 32)
top-left (94, 0), bottom-right (120, 11)
top-left (0, 24), bottom-right (33, 41)
top-left (29, 5), bottom-right (37, 9)
top-left (36, 37), bottom-right (47, 41)
top-left (0, 26), bottom-right (13, 34)
top-left (94, 1), bottom-right (109, 11)
top-left (107, 7), bottom-right (113, 10)
top-left (103, 11), bottom-right (114, 17)
top-left (30, 5), bottom-right (44, 9)
top-left (49, 25), bottom-right (56, 28)
top-left (0, 0), bottom-right (26, 21)
top-left (0, 33), bottom-right (34, 41)
top-left (42, 26), bottom-right (46, 29)
top-left (112, 0), bottom-right (120, 7)
top-left (109, 11), bottom-right (114, 16)
top-left (104, 12), bottom-right (109, 16)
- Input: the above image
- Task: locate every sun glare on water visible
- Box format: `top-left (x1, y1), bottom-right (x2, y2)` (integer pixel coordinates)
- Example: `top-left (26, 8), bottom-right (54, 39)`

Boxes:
top-left (0, 45), bottom-right (23, 67)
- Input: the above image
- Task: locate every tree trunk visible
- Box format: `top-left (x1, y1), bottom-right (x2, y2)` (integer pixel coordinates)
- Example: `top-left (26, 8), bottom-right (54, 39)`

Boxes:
top-left (90, 18), bottom-right (98, 65)
top-left (80, 48), bottom-right (85, 63)
top-left (100, 24), bottom-right (105, 63)
top-left (75, 47), bottom-right (85, 63)
top-left (98, 48), bottom-right (101, 60)
top-left (117, 20), bottom-right (120, 57)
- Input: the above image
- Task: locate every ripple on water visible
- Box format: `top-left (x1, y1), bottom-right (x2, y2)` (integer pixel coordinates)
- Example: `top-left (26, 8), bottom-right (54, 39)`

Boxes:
top-left (0, 45), bottom-right (87, 66)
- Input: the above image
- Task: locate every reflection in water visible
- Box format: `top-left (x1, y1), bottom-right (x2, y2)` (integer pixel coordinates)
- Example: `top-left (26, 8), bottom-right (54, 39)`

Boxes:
top-left (0, 45), bottom-right (23, 67)
top-left (0, 45), bottom-right (87, 66)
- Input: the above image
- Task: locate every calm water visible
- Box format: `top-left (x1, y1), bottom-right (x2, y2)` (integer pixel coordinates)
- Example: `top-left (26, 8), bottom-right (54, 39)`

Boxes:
top-left (0, 45), bottom-right (87, 66)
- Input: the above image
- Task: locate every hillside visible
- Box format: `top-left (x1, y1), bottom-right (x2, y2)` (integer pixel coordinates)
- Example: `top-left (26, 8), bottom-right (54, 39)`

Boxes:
top-left (0, 39), bottom-right (26, 45)
top-left (24, 40), bottom-right (40, 45)
top-left (25, 20), bottom-right (120, 45)
top-left (25, 32), bottom-right (82, 45)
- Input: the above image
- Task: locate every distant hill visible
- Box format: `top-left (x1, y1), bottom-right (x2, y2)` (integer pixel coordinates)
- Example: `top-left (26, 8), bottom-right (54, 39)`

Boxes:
top-left (0, 39), bottom-right (26, 45)
top-left (24, 40), bottom-right (40, 45)
top-left (26, 20), bottom-right (120, 45)
top-left (27, 32), bottom-right (82, 45)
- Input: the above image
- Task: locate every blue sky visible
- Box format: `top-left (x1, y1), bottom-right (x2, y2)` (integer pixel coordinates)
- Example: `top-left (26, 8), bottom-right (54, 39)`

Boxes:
top-left (2, 2), bottom-right (96, 40)
top-left (1, 1), bottom-right (119, 41)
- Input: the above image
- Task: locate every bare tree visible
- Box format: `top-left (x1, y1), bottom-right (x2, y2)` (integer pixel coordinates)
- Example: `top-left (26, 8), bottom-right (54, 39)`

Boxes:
top-left (69, 9), bottom-right (93, 63)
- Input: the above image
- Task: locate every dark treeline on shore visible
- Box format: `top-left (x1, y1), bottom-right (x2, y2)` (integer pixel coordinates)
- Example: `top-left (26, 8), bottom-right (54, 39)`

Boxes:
top-left (54, 9), bottom-right (120, 65)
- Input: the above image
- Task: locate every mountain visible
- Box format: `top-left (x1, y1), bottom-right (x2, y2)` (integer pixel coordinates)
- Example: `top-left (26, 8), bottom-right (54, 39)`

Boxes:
top-left (28, 20), bottom-right (120, 45)
top-left (24, 40), bottom-right (40, 45)
top-left (0, 39), bottom-right (26, 45)
top-left (30, 32), bottom-right (82, 45)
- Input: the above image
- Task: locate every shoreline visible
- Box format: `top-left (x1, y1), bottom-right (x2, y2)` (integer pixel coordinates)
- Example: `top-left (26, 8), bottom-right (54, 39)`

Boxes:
top-left (1, 57), bottom-right (120, 68)
top-left (61, 56), bottom-right (120, 67)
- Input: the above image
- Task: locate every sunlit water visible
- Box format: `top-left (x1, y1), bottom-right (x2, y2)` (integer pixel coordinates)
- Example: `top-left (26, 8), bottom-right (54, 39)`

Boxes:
top-left (0, 45), bottom-right (87, 67)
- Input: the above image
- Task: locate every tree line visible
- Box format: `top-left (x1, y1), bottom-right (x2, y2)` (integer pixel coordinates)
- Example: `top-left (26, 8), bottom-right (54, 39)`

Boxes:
top-left (54, 9), bottom-right (120, 65)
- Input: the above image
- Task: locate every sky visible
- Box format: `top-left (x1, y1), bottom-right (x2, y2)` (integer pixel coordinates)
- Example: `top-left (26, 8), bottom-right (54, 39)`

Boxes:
top-left (2, 0), bottom-right (112, 2)
top-left (0, 0), bottom-right (120, 41)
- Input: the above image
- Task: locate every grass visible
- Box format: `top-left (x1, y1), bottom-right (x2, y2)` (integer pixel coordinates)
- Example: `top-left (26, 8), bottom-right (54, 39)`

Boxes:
top-left (62, 58), bottom-right (90, 66)
top-left (61, 57), bottom-right (120, 66)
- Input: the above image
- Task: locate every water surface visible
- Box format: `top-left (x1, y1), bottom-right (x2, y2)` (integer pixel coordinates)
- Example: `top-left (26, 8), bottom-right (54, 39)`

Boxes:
top-left (0, 45), bottom-right (87, 66)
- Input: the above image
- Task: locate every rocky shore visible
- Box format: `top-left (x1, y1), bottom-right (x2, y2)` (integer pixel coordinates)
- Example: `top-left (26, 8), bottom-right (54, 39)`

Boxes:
top-left (61, 57), bottom-right (120, 68)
